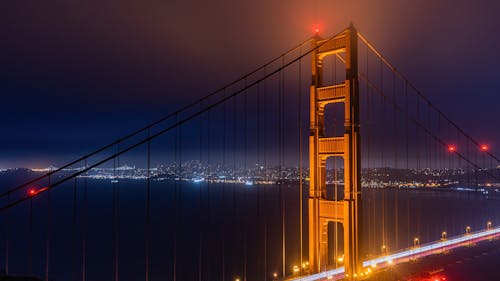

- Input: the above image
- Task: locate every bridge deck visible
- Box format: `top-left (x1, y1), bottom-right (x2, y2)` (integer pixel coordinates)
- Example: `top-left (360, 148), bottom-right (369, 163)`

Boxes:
top-left (290, 226), bottom-right (500, 281)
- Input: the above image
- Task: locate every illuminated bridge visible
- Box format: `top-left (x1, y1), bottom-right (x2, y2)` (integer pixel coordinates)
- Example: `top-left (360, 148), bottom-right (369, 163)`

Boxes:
top-left (1, 24), bottom-right (499, 281)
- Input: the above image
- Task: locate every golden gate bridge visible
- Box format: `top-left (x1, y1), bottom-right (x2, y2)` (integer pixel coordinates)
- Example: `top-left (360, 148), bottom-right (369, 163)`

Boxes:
top-left (0, 24), bottom-right (499, 281)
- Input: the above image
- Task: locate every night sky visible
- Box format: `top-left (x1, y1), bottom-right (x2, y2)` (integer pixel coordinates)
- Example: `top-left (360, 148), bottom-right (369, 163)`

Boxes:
top-left (1, 0), bottom-right (499, 168)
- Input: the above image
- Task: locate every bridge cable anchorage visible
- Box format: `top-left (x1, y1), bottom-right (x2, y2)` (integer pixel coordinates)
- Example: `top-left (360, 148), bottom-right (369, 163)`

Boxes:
top-left (0, 38), bottom-right (316, 201)
top-left (357, 31), bottom-right (500, 164)
top-left (0, 29), bottom-right (346, 212)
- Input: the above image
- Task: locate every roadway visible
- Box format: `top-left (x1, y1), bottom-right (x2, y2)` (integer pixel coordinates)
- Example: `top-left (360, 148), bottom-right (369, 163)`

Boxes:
top-left (289, 226), bottom-right (500, 281)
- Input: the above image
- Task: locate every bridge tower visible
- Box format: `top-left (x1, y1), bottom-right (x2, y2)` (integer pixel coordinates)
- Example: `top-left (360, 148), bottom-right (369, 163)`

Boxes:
top-left (308, 25), bottom-right (362, 278)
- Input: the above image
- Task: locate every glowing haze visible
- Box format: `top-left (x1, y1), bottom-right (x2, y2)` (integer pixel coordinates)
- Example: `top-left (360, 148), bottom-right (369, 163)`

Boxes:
top-left (1, 0), bottom-right (499, 167)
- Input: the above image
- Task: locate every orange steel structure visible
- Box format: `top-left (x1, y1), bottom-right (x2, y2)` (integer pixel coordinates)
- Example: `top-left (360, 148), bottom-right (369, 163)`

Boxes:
top-left (308, 25), bottom-right (362, 279)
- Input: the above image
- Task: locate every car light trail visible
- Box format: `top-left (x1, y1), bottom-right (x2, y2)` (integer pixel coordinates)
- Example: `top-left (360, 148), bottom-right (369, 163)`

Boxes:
top-left (289, 226), bottom-right (500, 281)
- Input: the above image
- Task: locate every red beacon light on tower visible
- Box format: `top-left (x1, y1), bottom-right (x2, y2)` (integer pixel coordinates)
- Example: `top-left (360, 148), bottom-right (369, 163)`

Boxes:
top-left (447, 145), bottom-right (456, 153)
top-left (313, 24), bottom-right (320, 35)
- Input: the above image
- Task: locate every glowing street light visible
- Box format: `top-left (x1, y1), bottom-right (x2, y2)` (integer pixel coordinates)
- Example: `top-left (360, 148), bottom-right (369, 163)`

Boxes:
top-left (466, 226), bottom-right (471, 234)
top-left (293, 265), bottom-right (300, 275)
top-left (381, 245), bottom-right (387, 253)
top-left (272, 272), bottom-right (278, 281)
top-left (441, 231), bottom-right (447, 240)
top-left (414, 237), bottom-right (420, 247)
top-left (487, 221), bottom-right (492, 229)
top-left (302, 261), bottom-right (309, 269)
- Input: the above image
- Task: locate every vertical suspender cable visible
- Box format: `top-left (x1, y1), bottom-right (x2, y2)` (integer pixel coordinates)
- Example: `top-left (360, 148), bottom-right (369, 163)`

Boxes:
top-left (207, 108), bottom-right (212, 280)
top-left (112, 144), bottom-right (120, 281)
top-left (45, 174), bottom-right (51, 281)
top-left (73, 177), bottom-right (78, 281)
top-left (115, 145), bottom-right (120, 281)
top-left (243, 79), bottom-right (248, 281)
top-left (82, 158), bottom-right (87, 281)
top-left (392, 72), bottom-right (398, 250)
top-left (231, 90), bottom-right (237, 280)
top-left (222, 89), bottom-right (226, 281)
top-left (263, 67), bottom-right (268, 281)
top-left (379, 59), bottom-right (386, 250)
top-left (4, 192), bottom-right (9, 275)
top-left (145, 129), bottom-right (151, 281)
top-left (405, 83), bottom-right (410, 247)
top-left (29, 193), bottom-right (33, 274)
top-left (198, 103), bottom-right (203, 281)
top-left (298, 46), bottom-right (304, 274)
top-left (173, 114), bottom-right (179, 281)
top-left (365, 44), bottom-right (374, 254)
top-left (333, 47), bottom-right (339, 267)
top-left (113, 151), bottom-right (117, 281)
top-left (257, 79), bottom-right (263, 280)
top-left (280, 57), bottom-right (286, 277)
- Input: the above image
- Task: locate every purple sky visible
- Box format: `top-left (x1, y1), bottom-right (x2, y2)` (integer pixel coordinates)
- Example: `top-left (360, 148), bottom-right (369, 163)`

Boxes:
top-left (1, 0), bottom-right (499, 168)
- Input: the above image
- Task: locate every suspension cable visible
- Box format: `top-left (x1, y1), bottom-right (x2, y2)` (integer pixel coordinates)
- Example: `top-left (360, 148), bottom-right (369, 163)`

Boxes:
top-left (357, 32), bottom-right (500, 163)
top-left (359, 74), bottom-right (499, 180)
top-left (1, 30), bottom-right (345, 212)
top-left (0, 37), bottom-right (316, 201)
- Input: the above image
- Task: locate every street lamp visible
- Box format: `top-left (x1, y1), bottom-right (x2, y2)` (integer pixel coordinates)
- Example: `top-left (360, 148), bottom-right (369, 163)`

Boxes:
top-left (466, 226), bottom-right (471, 234)
top-left (487, 221), bottom-right (492, 229)
top-left (413, 237), bottom-right (420, 247)
top-left (302, 261), bottom-right (309, 269)
top-left (272, 272), bottom-right (278, 281)
top-left (293, 265), bottom-right (300, 275)
top-left (381, 245), bottom-right (387, 253)
top-left (441, 231), bottom-right (447, 241)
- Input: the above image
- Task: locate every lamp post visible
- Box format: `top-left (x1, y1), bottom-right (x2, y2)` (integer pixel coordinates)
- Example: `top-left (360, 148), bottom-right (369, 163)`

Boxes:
top-left (441, 231), bottom-right (447, 241)
top-left (413, 237), bottom-right (420, 247)
top-left (466, 226), bottom-right (471, 234)
top-left (381, 245), bottom-right (387, 253)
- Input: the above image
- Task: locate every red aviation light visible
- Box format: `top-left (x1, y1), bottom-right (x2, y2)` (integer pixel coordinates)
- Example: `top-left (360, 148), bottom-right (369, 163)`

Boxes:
top-left (447, 145), bottom-right (456, 152)
top-left (313, 24), bottom-right (320, 35)
top-left (28, 188), bottom-right (37, 196)
top-left (480, 144), bottom-right (489, 151)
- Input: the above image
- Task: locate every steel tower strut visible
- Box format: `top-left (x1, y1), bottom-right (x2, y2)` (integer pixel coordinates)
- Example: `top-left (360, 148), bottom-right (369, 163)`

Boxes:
top-left (308, 24), bottom-right (362, 279)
